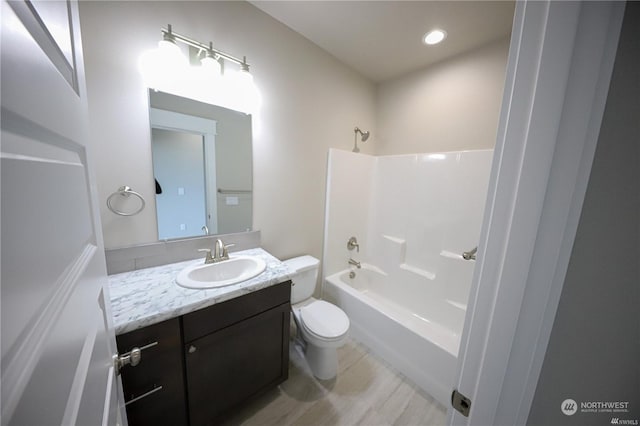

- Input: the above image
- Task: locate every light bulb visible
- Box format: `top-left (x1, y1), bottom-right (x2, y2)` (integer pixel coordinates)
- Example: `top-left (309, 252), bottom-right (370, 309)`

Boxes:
top-left (238, 59), bottom-right (254, 84)
top-left (236, 68), bottom-right (254, 85)
top-left (158, 39), bottom-right (187, 65)
top-left (138, 38), bottom-right (188, 91)
top-left (200, 55), bottom-right (222, 76)
top-left (227, 67), bottom-right (260, 114)
top-left (423, 29), bottom-right (447, 45)
top-left (158, 39), bottom-right (180, 55)
top-left (139, 47), bottom-right (163, 89)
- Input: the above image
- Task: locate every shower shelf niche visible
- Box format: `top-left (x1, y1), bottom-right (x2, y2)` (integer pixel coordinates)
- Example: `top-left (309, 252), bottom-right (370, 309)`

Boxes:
top-left (379, 234), bottom-right (437, 280)
top-left (400, 263), bottom-right (436, 281)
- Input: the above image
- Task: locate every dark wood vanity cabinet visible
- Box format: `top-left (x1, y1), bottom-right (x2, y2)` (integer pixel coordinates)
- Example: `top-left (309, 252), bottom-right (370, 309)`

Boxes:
top-left (116, 281), bottom-right (291, 426)
top-left (116, 318), bottom-right (188, 426)
top-left (183, 281), bottom-right (291, 425)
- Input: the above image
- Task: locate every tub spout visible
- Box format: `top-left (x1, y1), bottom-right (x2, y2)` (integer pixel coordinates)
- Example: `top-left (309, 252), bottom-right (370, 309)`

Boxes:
top-left (348, 258), bottom-right (361, 269)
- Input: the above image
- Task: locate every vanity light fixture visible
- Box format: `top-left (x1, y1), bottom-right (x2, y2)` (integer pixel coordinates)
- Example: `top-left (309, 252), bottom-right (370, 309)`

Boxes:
top-left (423, 29), bottom-right (447, 45)
top-left (159, 24), bottom-right (250, 77)
top-left (139, 24), bottom-right (260, 113)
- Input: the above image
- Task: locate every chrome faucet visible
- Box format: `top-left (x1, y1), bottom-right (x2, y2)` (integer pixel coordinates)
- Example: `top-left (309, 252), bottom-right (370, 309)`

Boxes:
top-left (199, 239), bottom-right (234, 264)
top-left (214, 239), bottom-right (225, 260)
top-left (348, 258), bottom-right (361, 269)
top-left (462, 246), bottom-right (478, 260)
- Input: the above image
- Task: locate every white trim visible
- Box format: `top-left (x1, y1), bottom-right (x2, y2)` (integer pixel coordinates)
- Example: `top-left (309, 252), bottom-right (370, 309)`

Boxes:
top-left (102, 366), bottom-right (116, 426)
top-left (62, 320), bottom-right (99, 425)
top-left (449, 1), bottom-right (625, 425)
top-left (203, 141), bottom-right (218, 234)
top-left (149, 108), bottom-right (217, 136)
top-left (0, 152), bottom-right (83, 167)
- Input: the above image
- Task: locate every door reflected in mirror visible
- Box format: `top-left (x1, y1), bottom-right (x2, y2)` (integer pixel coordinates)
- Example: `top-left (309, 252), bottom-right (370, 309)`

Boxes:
top-left (149, 90), bottom-right (252, 240)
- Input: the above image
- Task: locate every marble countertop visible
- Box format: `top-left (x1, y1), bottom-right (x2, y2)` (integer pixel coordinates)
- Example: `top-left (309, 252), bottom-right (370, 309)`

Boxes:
top-left (108, 248), bottom-right (292, 335)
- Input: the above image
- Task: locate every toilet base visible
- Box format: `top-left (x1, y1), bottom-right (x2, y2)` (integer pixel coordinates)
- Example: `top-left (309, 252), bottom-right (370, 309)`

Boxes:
top-left (305, 343), bottom-right (338, 380)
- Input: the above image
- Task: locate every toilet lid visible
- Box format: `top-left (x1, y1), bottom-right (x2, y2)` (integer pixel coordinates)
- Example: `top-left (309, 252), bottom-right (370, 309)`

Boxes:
top-left (300, 300), bottom-right (349, 340)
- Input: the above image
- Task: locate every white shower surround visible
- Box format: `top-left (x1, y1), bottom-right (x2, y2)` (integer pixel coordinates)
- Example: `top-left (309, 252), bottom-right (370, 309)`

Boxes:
top-left (322, 148), bottom-right (493, 405)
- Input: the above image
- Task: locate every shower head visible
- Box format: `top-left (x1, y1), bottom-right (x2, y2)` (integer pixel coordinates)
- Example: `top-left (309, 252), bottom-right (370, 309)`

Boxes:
top-left (353, 127), bottom-right (370, 153)
top-left (354, 127), bottom-right (370, 142)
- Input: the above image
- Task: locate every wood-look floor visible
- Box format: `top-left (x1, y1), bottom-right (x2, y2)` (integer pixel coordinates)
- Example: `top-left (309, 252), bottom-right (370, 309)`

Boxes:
top-left (221, 338), bottom-right (448, 426)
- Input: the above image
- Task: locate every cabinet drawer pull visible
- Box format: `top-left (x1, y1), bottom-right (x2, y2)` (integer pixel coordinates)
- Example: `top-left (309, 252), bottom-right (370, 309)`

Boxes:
top-left (125, 385), bottom-right (163, 406)
top-left (138, 341), bottom-right (159, 351)
top-left (188, 345), bottom-right (197, 353)
top-left (120, 341), bottom-right (158, 359)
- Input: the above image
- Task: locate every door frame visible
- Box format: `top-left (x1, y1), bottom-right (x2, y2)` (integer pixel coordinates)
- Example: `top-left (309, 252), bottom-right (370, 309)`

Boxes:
top-left (449, 1), bottom-right (626, 425)
top-left (149, 107), bottom-right (218, 235)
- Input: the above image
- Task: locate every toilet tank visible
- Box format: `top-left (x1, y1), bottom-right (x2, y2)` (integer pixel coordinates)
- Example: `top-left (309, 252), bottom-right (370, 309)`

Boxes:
top-left (283, 255), bottom-right (320, 304)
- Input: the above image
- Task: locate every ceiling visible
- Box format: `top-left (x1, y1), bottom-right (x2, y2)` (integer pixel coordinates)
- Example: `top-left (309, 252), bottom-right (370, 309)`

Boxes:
top-left (250, 1), bottom-right (515, 83)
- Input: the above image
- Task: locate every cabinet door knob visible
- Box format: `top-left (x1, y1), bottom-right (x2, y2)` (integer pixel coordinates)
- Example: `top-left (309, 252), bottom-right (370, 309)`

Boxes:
top-left (114, 347), bottom-right (142, 374)
top-left (188, 345), bottom-right (197, 353)
top-left (113, 341), bottom-right (158, 375)
top-left (129, 347), bottom-right (141, 366)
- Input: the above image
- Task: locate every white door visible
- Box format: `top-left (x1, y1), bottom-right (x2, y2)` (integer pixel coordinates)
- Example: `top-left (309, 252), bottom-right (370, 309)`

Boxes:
top-left (449, 1), bottom-right (625, 425)
top-left (1, 1), bottom-right (123, 425)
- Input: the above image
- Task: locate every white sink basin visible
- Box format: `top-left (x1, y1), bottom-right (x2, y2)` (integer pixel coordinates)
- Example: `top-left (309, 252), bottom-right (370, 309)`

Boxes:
top-left (176, 256), bottom-right (267, 289)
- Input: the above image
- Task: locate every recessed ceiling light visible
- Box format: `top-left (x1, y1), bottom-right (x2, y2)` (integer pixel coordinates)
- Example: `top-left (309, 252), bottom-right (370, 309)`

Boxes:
top-left (423, 29), bottom-right (447, 45)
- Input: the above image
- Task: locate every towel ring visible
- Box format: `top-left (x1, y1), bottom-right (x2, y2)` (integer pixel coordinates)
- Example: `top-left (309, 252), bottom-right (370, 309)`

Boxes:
top-left (107, 186), bottom-right (146, 216)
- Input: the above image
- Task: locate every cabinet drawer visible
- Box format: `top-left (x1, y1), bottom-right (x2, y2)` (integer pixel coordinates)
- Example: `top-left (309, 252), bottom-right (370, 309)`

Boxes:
top-left (116, 318), bottom-right (187, 426)
top-left (122, 383), bottom-right (184, 426)
top-left (182, 281), bottom-right (291, 342)
top-left (116, 317), bottom-right (182, 356)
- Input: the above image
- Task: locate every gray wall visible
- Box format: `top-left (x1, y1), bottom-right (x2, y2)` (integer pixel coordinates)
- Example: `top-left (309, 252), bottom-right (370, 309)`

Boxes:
top-left (527, 3), bottom-right (639, 425)
top-left (376, 38), bottom-right (510, 155)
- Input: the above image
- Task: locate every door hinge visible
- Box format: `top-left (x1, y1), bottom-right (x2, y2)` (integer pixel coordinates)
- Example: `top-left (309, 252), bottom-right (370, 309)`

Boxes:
top-left (451, 389), bottom-right (471, 417)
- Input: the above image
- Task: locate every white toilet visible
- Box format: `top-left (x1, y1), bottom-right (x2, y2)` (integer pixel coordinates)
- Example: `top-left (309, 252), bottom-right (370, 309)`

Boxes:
top-left (284, 255), bottom-right (350, 380)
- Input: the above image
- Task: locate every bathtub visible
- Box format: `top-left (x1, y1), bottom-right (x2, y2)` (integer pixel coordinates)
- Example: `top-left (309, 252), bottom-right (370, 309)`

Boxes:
top-left (323, 264), bottom-right (463, 406)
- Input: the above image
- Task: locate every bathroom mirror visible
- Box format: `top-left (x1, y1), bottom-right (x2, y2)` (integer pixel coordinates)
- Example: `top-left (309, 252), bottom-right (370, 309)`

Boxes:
top-left (148, 90), bottom-right (252, 240)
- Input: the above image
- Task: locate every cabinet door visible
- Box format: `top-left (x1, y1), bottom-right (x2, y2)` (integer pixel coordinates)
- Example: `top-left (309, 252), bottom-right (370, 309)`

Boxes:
top-left (185, 303), bottom-right (290, 425)
top-left (116, 318), bottom-right (187, 426)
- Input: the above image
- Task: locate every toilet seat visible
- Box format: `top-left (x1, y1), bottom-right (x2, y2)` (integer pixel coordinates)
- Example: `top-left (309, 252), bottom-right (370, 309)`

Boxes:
top-left (299, 300), bottom-right (349, 341)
